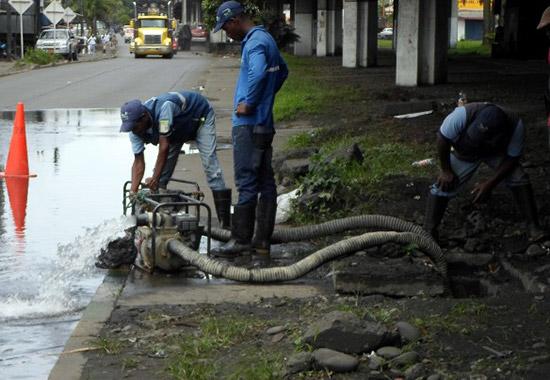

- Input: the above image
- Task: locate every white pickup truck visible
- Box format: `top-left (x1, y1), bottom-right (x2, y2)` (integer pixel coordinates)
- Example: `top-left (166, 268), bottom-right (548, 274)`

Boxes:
top-left (35, 29), bottom-right (79, 61)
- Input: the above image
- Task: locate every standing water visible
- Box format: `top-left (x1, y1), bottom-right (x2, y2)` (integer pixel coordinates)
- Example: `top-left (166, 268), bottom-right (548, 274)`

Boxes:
top-left (0, 109), bottom-right (155, 379)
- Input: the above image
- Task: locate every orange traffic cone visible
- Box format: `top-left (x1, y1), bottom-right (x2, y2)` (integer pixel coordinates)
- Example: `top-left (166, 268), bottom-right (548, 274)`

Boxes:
top-left (0, 102), bottom-right (36, 178)
top-left (5, 177), bottom-right (29, 234)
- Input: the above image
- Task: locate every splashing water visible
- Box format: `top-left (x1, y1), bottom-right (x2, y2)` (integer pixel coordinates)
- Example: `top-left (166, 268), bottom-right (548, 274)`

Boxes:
top-left (0, 216), bottom-right (134, 322)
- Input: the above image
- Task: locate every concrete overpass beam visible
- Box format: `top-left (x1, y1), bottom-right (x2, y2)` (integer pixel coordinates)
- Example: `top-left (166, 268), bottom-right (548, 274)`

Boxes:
top-left (396, 0), bottom-right (449, 86)
top-left (343, 0), bottom-right (359, 67)
top-left (317, 0), bottom-right (328, 56)
top-left (294, 0), bottom-right (315, 56)
top-left (358, 0), bottom-right (378, 67)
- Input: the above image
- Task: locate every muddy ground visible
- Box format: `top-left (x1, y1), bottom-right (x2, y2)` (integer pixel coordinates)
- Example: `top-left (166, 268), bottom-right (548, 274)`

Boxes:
top-left (83, 52), bottom-right (550, 379)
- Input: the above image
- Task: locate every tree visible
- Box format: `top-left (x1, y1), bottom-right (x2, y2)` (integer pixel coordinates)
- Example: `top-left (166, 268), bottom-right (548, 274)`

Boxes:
top-left (201, 0), bottom-right (298, 49)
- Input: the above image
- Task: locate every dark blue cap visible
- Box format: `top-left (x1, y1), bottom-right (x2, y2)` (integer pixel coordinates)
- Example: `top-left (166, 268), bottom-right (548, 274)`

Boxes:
top-left (120, 99), bottom-right (145, 132)
top-left (213, 1), bottom-right (244, 33)
top-left (468, 105), bottom-right (508, 143)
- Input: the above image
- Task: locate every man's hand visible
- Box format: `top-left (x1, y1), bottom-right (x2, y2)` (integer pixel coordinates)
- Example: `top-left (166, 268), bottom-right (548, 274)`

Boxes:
top-left (471, 180), bottom-right (494, 204)
top-left (235, 102), bottom-right (253, 116)
top-left (145, 176), bottom-right (159, 191)
top-left (437, 170), bottom-right (456, 192)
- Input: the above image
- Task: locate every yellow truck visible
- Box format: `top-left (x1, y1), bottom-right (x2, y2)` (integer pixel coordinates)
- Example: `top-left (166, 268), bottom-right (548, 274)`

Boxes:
top-left (130, 2), bottom-right (177, 59)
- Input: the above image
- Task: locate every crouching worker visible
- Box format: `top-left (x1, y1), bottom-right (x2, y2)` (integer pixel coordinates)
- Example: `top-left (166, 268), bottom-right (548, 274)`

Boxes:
top-left (424, 102), bottom-right (546, 243)
top-left (120, 91), bottom-right (231, 228)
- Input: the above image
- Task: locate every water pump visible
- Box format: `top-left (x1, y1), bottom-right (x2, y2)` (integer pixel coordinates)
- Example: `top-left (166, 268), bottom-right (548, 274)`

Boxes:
top-left (123, 179), bottom-right (212, 273)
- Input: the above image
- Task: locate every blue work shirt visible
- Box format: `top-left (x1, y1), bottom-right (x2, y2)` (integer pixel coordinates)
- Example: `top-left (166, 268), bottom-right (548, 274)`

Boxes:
top-left (130, 91), bottom-right (211, 154)
top-left (232, 26), bottom-right (288, 130)
top-left (440, 106), bottom-right (524, 158)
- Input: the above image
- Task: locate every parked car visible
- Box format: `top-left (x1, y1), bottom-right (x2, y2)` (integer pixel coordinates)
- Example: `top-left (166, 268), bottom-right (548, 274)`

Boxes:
top-left (191, 24), bottom-right (209, 42)
top-left (378, 27), bottom-right (393, 40)
top-left (35, 29), bottom-right (79, 60)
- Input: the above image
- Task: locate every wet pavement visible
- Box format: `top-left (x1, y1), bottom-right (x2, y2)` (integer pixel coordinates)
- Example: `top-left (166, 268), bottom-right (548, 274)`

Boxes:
top-left (0, 109), bottom-right (150, 379)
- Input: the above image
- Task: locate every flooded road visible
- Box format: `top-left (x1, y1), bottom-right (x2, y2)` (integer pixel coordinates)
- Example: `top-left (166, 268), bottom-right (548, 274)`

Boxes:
top-left (0, 109), bottom-right (155, 379)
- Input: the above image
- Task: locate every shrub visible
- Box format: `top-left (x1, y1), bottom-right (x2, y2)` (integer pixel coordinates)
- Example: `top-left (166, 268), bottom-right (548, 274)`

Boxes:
top-left (22, 48), bottom-right (60, 66)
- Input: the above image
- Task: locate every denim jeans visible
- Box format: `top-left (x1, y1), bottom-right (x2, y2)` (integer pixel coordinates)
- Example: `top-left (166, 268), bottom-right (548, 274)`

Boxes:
top-left (159, 108), bottom-right (226, 190)
top-left (430, 152), bottom-right (530, 198)
top-left (232, 125), bottom-right (276, 205)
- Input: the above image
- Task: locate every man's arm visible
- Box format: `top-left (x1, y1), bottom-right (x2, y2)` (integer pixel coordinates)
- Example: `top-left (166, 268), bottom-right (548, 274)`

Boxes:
top-left (131, 153), bottom-right (145, 193)
top-left (146, 136), bottom-right (170, 191)
top-left (471, 156), bottom-right (519, 203)
top-left (237, 44), bottom-right (267, 116)
top-left (436, 133), bottom-right (456, 192)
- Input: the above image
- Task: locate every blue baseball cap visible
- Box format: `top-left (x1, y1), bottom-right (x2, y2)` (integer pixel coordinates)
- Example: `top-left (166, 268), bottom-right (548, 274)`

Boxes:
top-left (120, 99), bottom-right (145, 132)
top-left (468, 105), bottom-right (508, 144)
top-left (213, 1), bottom-right (244, 33)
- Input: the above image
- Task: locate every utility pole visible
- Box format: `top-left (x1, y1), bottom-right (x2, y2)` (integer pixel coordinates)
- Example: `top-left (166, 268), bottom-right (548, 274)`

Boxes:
top-left (7, 2), bottom-right (13, 56)
top-left (181, 0), bottom-right (187, 25)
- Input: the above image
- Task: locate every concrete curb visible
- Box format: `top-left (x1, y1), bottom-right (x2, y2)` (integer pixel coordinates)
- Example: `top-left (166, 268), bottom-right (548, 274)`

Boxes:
top-left (48, 268), bottom-right (129, 380)
top-left (0, 54), bottom-right (117, 79)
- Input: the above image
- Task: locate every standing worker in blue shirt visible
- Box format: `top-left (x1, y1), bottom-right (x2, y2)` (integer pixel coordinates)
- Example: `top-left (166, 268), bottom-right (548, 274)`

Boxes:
top-left (119, 91), bottom-right (231, 228)
top-left (210, 1), bottom-right (288, 260)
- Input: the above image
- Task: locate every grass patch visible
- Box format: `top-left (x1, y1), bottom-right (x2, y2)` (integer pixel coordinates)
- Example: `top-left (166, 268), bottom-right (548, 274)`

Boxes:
top-left (289, 131), bottom-right (433, 223)
top-left (93, 337), bottom-right (123, 355)
top-left (18, 48), bottom-right (61, 66)
top-left (228, 348), bottom-right (284, 380)
top-left (167, 314), bottom-right (268, 380)
top-left (412, 301), bottom-right (489, 336)
top-left (448, 40), bottom-right (491, 56)
top-left (378, 39), bottom-right (393, 49)
top-left (274, 54), bottom-right (360, 122)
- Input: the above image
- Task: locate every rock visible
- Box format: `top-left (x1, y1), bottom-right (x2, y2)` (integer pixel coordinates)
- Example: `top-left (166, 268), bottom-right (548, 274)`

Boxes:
top-left (369, 370), bottom-right (386, 380)
top-left (405, 363), bottom-right (425, 379)
top-left (286, 352), bottom-right (313, 374)
top-left (266, 325), bottom-right (286, 335)
top-left (368, 354), bottom-right (384, 370)
top-left (526, 244), bottom-right (546, 258)
top-left (528, 354), bottom-right (550, 363)
top-left (395, 321), bottom-right (421, 343)
top-left (332, 255), bottom-right (445, 297)
top-left (467, 211), bottom-right (486, 233)
top-left (376, 346), bottom-right (402, 359)
top-left (313, 348), bottom-right (359, 373)
top-left (390, 351), bottom-right (420, 367)
top-left (271, 333), bottom-right (285, 343)
top-left (325, 143), bottom-right (364, 164)
top-left (464, 238), bottom-right (480, 252)
top-left (303, 311), bottom-right (389, 354)
top-left (427, 374), bottom-right (442, 380)
top-left (542, 240), bottom-right (550, 249)
top-left (279, 158), bottom-right (310, 178)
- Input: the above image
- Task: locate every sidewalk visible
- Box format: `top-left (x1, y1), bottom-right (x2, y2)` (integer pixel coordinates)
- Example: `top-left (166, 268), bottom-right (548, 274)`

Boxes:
top-left (48, 53), bottom-right (317, 380)
top-left (0, 47), bottom-right (118, 78)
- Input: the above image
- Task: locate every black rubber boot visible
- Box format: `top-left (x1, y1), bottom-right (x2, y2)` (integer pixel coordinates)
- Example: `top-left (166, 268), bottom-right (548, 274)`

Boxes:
top-left (210, 203), bottom-right (255, 258)
top-left (510, 184), bottom-right (546, 242)
top-left (212, 188), bottom-right (232, 229)
top-left (251, 198), bottom-right (277, 266)
top-left (423, 193), bottom-right (449, 242)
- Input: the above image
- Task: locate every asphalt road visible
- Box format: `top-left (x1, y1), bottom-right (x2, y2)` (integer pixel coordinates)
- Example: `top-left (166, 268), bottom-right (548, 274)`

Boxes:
top-left (0, 44), bottom-right (211, 110)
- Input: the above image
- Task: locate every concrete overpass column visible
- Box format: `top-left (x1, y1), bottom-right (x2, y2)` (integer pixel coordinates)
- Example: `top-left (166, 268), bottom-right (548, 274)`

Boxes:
top-left (317, 0), bottom-right (328, 56)
top-left (294, 0), bottom-right (314, 56)
top-left (419, 0), bottom-right (449, 84)
top-left (358, 0), bottom-right (378, 67)
top-left (343, 0), bottom-right (359, 67)
top-left (327, 0), bottom-right (336, 55)
top-left (335, 0), bottom-right (343, 55)
top-left (449, 0), bottom-right (458, 48)
top-left (396, 0), bottom-right (449, 86)
top-left (396, 0), bottom-right (421, 86)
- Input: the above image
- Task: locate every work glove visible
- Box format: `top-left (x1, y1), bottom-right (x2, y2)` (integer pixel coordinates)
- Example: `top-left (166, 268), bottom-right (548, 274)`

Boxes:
top-left (129, 189), bottom-right (148, 204)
